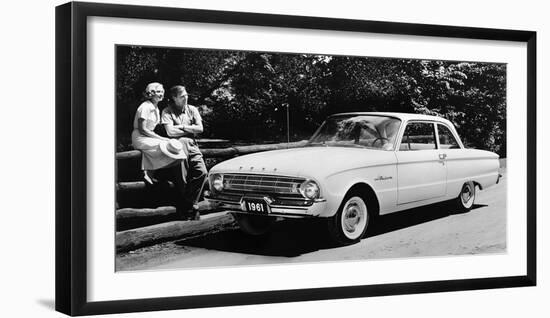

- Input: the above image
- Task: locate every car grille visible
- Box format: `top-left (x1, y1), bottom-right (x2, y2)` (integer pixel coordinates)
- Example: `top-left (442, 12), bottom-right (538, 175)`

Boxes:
top-left (223, 174), bottom-right (305, 196)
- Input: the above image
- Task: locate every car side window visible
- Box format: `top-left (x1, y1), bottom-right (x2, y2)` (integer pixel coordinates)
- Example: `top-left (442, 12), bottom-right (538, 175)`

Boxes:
top-left (400, 122), bottom-right (436, 151)
top-left (437, 124), bottom-right (460, 149)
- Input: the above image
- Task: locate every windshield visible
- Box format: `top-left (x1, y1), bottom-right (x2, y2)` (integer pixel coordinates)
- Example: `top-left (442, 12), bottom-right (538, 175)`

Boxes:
top-left (307, 115), bottom-right (402, 150)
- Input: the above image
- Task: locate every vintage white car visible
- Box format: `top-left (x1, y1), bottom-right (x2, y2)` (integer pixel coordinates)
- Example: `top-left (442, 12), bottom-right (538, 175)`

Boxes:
top-left (205, 112), bottom-right (501, 245)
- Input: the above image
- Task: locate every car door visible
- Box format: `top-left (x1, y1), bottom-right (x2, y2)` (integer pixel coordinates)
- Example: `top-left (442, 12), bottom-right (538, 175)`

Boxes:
top-left (396, 121), bottom-right (446, 205)
top-left (436, 122), bottom-right (464, 196)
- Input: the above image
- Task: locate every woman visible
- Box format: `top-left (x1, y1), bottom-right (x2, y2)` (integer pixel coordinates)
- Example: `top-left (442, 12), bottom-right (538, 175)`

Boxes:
top-left (131, 82), bottom-right (185, 184)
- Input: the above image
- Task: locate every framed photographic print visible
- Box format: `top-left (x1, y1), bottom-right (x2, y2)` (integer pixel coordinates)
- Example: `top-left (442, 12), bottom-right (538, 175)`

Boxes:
top-left (55, 1), bottom-right (536, 316)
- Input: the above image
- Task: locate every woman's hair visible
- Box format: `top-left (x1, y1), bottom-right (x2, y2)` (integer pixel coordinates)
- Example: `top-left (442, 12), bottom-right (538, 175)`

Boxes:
top-left (169, 85), bottom-right (187, 98)
top-left (143, 82), bottom-right (164, 100)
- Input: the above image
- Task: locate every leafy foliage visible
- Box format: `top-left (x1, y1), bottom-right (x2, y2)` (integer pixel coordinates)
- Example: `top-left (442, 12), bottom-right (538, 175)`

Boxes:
top-left (116, 46), bottom-right (506, 156)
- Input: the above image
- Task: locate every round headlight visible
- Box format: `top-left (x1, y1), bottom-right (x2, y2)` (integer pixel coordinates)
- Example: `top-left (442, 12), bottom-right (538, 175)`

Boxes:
top-left (300, 180), bottom-right (320, 199)
top-left (211, 174), bottom-right (224, 192)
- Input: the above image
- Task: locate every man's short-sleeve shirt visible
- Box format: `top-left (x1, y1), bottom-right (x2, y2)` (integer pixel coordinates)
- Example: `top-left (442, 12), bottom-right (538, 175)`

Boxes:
top-left (161, 104), bottom-right (201, 138)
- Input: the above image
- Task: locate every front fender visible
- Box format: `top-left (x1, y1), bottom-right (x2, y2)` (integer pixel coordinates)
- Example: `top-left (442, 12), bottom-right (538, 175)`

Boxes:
top-left (318, 163), bottom-right (397, 217)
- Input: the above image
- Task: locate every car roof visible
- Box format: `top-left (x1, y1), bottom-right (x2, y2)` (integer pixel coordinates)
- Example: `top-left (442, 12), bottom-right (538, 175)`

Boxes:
top-left (329, 112), bottom-right (453, 125)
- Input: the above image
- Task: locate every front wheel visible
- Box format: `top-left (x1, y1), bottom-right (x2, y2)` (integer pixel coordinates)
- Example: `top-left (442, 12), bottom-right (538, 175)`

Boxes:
top-left (232, 213), bottom-right (275, 236)
top-left (455, 181), bottom-right (476, 212)
top-left (327, 194), bottom-right (370, 245)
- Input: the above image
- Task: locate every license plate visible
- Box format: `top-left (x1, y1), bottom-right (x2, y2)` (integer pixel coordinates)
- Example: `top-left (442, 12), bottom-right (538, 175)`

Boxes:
top-left (243, 199), bottom-right (270, 214)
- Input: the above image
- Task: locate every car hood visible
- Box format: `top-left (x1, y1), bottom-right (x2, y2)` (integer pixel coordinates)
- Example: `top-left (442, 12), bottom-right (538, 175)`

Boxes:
top-left (209, 146), bottom-right (396, 179)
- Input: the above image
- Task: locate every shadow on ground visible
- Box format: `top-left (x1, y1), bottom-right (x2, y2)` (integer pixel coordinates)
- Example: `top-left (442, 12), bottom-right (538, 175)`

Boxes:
top-left (177, 202), bottom-right (487, 257)
top-left (36, 299), bottom-right (55, 310)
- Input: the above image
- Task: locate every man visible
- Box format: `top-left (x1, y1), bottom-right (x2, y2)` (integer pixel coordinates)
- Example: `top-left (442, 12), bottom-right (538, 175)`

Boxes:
top-left (161, 85), bottom-right (207, 221)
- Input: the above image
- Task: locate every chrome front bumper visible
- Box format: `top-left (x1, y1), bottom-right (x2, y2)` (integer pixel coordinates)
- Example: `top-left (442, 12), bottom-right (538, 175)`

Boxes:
top-left (205, 191), bottom-right (327, 218)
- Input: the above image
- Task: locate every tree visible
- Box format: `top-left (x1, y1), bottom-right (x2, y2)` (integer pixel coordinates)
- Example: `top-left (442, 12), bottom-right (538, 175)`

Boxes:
top-left (116, 46), bottom-right (506, 157)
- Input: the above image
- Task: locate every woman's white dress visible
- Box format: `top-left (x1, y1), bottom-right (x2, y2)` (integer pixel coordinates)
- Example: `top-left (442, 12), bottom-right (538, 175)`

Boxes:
top-left (131, 100), bottom-right (178, 170)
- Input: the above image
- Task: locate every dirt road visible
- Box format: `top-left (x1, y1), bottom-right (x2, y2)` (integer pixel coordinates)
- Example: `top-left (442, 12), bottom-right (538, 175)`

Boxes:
top-left (116, 173), bottom-right (506, 271)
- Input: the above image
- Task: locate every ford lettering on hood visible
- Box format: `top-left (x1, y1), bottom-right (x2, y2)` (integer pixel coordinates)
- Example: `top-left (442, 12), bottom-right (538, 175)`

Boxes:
top-left (210, 146), bottom-right (397, 179)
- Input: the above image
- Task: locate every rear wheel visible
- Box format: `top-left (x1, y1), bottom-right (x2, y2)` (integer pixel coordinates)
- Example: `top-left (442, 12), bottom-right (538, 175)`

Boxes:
top-left (233, 213), bottom-right (276, 236)
top-left (455, 181), bottom-right (476, 211)
top-left (327, 193), bottom-right (370, 245)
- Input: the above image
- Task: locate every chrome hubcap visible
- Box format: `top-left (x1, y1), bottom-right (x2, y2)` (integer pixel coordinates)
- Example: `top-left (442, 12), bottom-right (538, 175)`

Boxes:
top-left (343, 205), bottom-right (361, 232)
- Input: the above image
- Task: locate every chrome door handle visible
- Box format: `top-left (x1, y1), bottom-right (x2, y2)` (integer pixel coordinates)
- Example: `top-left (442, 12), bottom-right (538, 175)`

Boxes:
top-left (439, 153), bottom-right (447, 160)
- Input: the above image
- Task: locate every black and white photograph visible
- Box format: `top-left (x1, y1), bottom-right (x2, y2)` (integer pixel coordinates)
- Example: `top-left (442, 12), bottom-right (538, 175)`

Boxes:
top-left (114, 46), bottom-right (507, 271)
top-left (43, 0), bottom-right (540, 317)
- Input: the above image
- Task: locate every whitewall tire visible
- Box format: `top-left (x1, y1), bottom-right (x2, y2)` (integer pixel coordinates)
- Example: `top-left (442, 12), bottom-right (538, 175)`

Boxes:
top-left (327, 193), bottom-right (370, 245)
top-left (456, 181), bottom-right (476, 211)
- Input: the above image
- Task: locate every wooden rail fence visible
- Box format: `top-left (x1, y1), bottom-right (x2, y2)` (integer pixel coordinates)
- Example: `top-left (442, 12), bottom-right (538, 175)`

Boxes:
top-left (115, 140), bottom-right (308, 228)
top-left (116, 140), bottom-right (308, 193)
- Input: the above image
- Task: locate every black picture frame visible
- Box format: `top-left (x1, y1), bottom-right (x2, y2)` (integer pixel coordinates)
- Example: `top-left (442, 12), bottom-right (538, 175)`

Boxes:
top-left (55, 1), bottom-right (537, 316)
